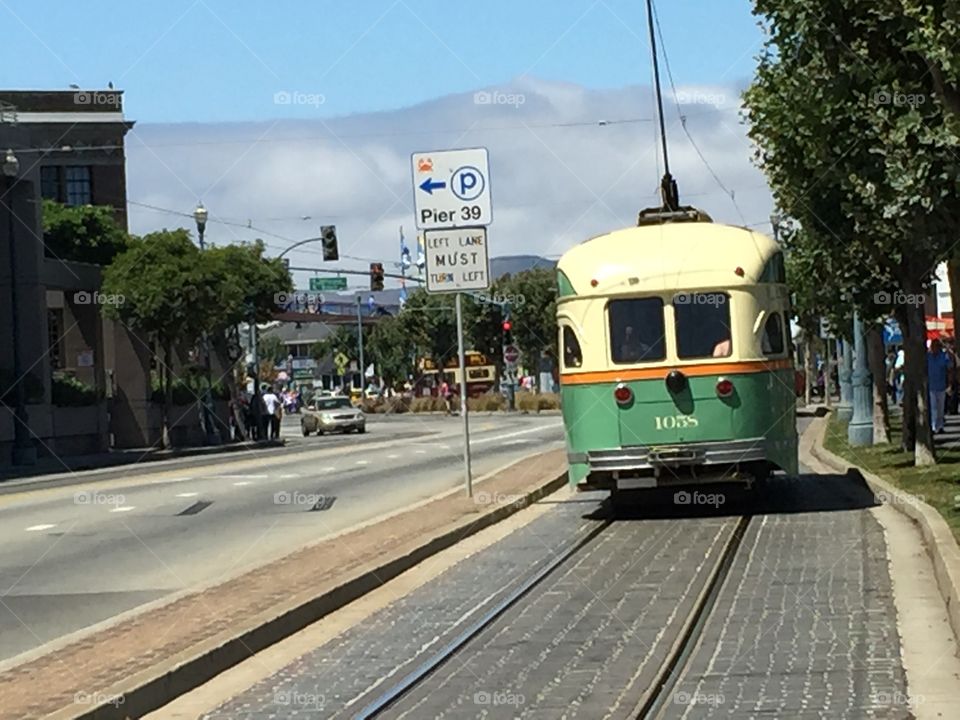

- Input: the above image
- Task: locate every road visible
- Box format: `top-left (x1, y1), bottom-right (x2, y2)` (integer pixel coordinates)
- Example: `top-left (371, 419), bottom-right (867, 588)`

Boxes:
top-left (192, 414), bottom-right (948, 719)
top-left (0, 414), bottom-right (563, 663)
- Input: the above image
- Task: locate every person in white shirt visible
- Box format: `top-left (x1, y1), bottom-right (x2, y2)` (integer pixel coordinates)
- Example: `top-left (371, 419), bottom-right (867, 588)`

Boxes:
top-left (261, 389), bottom-right (282, 440)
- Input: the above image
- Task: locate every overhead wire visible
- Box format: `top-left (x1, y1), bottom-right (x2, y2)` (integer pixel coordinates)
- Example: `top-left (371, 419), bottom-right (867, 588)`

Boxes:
top-left (651, 0), bottom-right (749, 225)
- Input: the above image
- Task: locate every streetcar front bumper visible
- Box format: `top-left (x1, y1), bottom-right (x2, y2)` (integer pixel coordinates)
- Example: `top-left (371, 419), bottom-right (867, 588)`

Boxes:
top-left (570, 437), bottom-right (770, 490)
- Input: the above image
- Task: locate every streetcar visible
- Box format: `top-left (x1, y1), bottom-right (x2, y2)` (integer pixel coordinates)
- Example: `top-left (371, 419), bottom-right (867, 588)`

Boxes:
top-left (556, 209), bottom-right (798, 503)
top-left (417, 353), bottom-right (497, 397)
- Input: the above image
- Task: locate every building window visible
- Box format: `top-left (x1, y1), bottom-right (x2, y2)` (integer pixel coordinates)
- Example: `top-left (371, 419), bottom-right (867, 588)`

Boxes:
top-left (608, 297), bottom-right (666, 364)
top-left (65, 166), bottom-right (92, 205)
top-left (41, 166), bottom-right (62, 201)
top-left (674, 293), bottom-right (732, 359)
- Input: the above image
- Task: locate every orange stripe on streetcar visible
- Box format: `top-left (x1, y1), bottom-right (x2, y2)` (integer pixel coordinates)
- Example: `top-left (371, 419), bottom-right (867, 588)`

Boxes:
top-left (560, 358), bottom-right (793, 385)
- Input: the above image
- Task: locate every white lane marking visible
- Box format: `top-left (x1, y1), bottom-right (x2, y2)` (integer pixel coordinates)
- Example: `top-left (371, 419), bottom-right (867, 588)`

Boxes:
top-left (176, 492), bottom-right (199, 498)
top-left (439, 444), bottom-right (451, 450)
top-left (166, 477), bottom-right (194, 483)
top-left (504, 439), bottom-right (530, 445)
top-left (386, 454), bottom-right (400, 459)
top-left (279, 473), bottom-right (300, 479)
top-left (322, 466), bottom-right (337, 472)
top-left (110, 506), bottom-right (135, 513)
top-left (356, 460), bottom-right (369, 465)
top-left (471, 423), bottom-right (563, 445)
top-left (233, 481), bottom-right (254, 487)
top-left (414, 450), bottom-right (427, 454)
top-left (26, 524), bottom-right (55, 532)
top-left (209, 474), bottom-right (269, 480)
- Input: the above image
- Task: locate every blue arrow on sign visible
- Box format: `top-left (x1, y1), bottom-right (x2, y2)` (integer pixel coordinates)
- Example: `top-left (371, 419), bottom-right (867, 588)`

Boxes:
top-left (419, 177), bottom-right (446, 194)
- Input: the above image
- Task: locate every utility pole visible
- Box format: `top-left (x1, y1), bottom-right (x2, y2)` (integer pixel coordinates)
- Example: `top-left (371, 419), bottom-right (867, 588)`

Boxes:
top-left (356, 295), bottom-right (365, 391)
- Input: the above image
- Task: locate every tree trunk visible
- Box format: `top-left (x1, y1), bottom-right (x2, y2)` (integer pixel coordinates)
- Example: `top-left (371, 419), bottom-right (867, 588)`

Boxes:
top-left (803, 337), bottom-right (813, 407)
top-left (903, 298), bottom-right (935, 465)
top-left (212, 333), bottom-right (246, 441)
top-left (866, 324), bottom-right (890, 444)
top-left (162, 343), bottom-right (173, 450)
top-left (948, 258), bottom-right (960, 332)
top-left (893, 304), bottom-right (916, 452)
top-left (824, 338), bottom-right (833, 408)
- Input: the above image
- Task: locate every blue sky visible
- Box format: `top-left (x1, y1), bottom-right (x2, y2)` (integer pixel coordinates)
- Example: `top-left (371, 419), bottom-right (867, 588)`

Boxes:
top-left (1, 0), bottom-right (763, 122)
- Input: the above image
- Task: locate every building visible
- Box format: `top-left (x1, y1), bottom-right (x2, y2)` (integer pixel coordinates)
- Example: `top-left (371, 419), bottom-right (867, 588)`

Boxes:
top-left (0, 89), bottom-right (162, 462)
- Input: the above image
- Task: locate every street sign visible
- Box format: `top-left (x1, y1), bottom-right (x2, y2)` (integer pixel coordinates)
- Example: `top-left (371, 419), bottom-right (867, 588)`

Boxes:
top-left (310, 276), bottom-right (347, 291)
top-left (503, 345), bottom-right (520, 366)
top-left (334, 352), bottom-right (349, 374)
top-left (412, 148), bottom-right (492, 230)
top-left (423, 227), bottom-right (490, 293)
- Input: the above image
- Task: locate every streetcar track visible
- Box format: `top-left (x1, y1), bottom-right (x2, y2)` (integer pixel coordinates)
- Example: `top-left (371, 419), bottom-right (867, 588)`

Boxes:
top-left (633, 515), bottom-right (752, 719)
top-left (353, 518), bottom-right (614, 719)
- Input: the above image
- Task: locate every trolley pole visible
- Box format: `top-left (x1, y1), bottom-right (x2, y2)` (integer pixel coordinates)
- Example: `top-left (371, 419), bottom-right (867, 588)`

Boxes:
top-left (356, 295), bottom-right (365, 391)
top-left (456, 293), bottom-right (473, 497)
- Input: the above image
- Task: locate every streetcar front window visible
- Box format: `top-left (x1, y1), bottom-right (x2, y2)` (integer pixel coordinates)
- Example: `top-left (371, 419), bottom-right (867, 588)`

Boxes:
top-left (609, 298), bottom-right (666, 364)
top-left (674, 293), bottom-right (732, 359)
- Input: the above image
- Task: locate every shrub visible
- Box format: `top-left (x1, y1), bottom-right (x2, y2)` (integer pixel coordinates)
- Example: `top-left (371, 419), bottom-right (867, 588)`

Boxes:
top-left (468, 393), bottom-right (505, 412)
top-left (51, 375), bottom-right (101, 407)
top-left (516, 391), bottom-right (561, 412)
top-left (411, 396), bottom-right (447, 412)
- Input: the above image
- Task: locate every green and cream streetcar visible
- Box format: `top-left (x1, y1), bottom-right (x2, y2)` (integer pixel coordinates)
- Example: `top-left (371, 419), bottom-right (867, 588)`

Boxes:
top-left (556, 209), bottom-right (798, 501)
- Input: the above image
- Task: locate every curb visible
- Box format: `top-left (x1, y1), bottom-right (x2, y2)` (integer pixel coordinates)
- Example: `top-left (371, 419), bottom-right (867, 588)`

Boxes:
top-left (62, 463), bottom-right (569, 720)
top-left (807, 412), bottom-right (960, 647)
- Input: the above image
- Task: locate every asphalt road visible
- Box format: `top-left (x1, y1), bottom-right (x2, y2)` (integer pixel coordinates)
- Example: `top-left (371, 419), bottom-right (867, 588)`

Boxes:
top-left (0, 414), bottom-right (564, 663)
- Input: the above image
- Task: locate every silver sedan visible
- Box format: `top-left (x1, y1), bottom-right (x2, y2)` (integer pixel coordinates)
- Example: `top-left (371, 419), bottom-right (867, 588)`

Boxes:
top-left (301, 396), bottom-right (366, 435)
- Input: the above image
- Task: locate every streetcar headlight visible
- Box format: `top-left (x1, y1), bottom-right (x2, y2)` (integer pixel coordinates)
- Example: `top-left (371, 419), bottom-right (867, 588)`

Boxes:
top-left (716, 377), bottom-right (734, 398)
top-left (614, 383), bottom-right (633, 405)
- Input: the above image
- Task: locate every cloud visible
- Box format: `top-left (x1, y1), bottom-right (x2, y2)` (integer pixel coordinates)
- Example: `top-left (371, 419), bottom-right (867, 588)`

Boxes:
top-left (125, 76), bottom-right (774, 285)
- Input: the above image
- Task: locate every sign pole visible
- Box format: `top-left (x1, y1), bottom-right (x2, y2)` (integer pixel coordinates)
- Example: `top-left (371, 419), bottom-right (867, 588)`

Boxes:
top-left (456, 292), bottom-right (473, 497)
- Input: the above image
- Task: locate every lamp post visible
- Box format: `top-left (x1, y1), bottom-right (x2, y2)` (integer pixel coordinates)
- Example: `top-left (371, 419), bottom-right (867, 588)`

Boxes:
top-left (848, 310), bottom-right (874, 445)
top-left (3, 149), bottom-right (36, 465)
top-left (193, 202), bottom-right (219, 445)
top-left (355, 295), bottom-right (365, 391)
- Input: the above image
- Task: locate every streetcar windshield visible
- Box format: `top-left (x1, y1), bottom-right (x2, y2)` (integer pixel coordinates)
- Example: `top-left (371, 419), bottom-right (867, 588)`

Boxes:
top-left (674, 293), bottom-right (732, 359)
top-left (609, 298), bottom-right (666, 363)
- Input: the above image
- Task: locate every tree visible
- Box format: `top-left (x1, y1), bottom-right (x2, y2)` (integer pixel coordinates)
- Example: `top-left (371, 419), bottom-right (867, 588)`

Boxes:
top-left (258, 334), bottom-right (287, 365)
top-left (746, 0), bottom-right (960, 464)
top-left (42, 200), bottom-right (129, 265)
top-left (498, 269), bottom-right (558, 373)
top-left (101, 229), bottom-right (209, 448)
top-left (367, 315), bottom-right (413, 387)
top-left (202, 240), bottom-right (292, 436)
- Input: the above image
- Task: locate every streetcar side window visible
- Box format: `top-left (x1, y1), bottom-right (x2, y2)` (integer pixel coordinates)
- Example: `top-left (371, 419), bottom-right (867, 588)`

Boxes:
top-left (608, 298), bottom-right (666, 364)
top-left (561, 326), bottom-right (582, 368)
top-left (762, 312), bottom-right (785, 356)
top-left (674, 293), bottom-right (732, 359)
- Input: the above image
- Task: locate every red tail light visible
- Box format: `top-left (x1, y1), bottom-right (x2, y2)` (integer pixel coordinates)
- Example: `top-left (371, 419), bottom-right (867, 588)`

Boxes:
top-left (716, 377), bottom-right (734, 398)
top-left (614, 383), bottom-right (633, 404)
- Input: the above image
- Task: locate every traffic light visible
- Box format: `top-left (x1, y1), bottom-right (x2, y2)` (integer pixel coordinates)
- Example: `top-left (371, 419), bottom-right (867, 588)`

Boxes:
top-left (502, 319), bottom-right (512, 344)
top-left (321, 225), bottom-right (338, 261)
top-left (370, 262), bottom-right (384, 291)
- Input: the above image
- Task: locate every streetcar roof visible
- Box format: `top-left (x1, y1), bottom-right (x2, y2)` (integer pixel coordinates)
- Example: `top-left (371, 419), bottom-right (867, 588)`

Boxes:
top-left (556, 222), bottom-right (782, 295)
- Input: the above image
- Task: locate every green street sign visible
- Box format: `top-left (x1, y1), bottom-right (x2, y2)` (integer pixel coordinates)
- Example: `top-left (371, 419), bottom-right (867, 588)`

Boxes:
top-left (310, 276), bottom-right (347, 291)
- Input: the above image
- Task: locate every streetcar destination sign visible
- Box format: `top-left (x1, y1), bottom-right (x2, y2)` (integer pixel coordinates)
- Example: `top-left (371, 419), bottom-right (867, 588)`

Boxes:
top-left (423, 227), bottom-right (490, 293)
top-left (412, 147), bottom-right (492, 230)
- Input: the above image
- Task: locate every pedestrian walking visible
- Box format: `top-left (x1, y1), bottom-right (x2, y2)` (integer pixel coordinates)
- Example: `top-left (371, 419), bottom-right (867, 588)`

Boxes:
top-left (927, 338), bottom-right (950, 434)
top-left (440, 379), bottom-right (453, 415)
top-left (262, 387), bottom-right (283, 440)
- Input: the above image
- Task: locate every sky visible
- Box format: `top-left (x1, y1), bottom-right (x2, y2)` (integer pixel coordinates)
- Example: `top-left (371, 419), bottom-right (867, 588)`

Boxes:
top-left (1, 0), bottom-right (774, 290)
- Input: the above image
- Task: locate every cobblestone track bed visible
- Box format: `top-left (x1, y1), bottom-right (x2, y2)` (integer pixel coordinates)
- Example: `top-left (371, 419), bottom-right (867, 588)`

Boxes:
top-left (659, 508), bottom-right (910, 720)
top-left (375, 518), bottom-right (737, 720)
top-left (202, 495), bottom-right (609, 719)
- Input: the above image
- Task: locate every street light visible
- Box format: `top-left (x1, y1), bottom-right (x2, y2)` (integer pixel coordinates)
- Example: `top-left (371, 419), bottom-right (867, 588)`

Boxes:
top-left (192, 201), bottom-right (218, 444)
top-left (3, 149), bottom-right (37, 465)
top-left (193, 202), bottom-right (208, 249)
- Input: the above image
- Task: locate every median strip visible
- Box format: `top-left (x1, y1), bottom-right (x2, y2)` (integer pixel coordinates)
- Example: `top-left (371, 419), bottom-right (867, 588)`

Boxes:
top-left (0, 448), bottom-right (567, 720)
